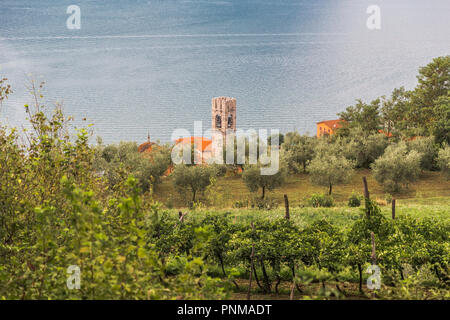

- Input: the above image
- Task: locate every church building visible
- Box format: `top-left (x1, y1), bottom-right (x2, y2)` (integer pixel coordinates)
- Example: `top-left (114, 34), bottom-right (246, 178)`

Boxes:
top-left (175, 96), bottom-right (237, 164)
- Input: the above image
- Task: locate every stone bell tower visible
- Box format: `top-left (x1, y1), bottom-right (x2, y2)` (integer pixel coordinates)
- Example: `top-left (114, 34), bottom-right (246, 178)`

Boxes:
top-left (211, 96), bottom-right (236, 139)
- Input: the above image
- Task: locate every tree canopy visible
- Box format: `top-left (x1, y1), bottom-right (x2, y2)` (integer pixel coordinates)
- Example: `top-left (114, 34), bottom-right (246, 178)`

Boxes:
top-left (172, 164), bottom-right (217, 202)
top-left (307, 153), bottom-right (354, 195)
top-left (242, 164), bottom-right (287, 199)
top-left (371, 142), bottom-right (422, 192)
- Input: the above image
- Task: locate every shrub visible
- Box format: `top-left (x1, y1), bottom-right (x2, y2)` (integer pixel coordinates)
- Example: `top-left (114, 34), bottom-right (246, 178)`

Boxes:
top-left (348, 193), bottom-right (362, 207)
top-left (308, 193), bottom-right (334, 208)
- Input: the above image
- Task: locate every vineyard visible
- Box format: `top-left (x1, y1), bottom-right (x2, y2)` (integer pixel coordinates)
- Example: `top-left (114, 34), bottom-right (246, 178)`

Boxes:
top-left (1, 171), bottom-right (448, 299)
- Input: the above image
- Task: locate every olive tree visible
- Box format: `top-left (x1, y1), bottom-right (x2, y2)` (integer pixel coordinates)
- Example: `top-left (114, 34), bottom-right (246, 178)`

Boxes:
top-left (371, 142), bottom-right (422, 192)
top-left (282, 132), bottom-right (317, 173)
top-left (341, 128), bottom-right (389, 168)
top-left (172, 164), bottom-right (217, 202)
top-left (338, 98), bottom-right (381, 134)
top-left (307, 153), bottom-right (354, 195)
top-left (242, 164), bottom-right (287, 199)
top-left (433, 95), bottom-right (450, 145)
top-left (407, 136), bottom-right (439, 170)
top-left (437, 145), bottom-right (450, 179)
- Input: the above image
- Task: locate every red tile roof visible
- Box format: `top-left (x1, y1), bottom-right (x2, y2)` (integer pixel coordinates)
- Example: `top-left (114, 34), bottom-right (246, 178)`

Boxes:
top-left (138, 141), bottom-right (155, 153)
top-left (175, 136), bottom-right (212, 152)
top-left (316, 119), bottom-right (346, 129)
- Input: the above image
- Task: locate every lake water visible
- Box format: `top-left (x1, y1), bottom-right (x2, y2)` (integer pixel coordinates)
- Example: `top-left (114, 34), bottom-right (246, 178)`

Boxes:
top-left (1, 0), bottom-right (449, 143)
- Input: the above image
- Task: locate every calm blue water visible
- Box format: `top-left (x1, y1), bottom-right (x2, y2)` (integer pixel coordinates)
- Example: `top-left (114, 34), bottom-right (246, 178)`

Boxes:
top-left (1, 0), bottom-right (449, 143)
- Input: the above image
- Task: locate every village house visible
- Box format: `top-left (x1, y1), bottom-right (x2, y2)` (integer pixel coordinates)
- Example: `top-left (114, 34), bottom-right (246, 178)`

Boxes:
top-left (316, 120), bottom-right (395, 138)
top-left (316, 119), bottom-right (346, 138)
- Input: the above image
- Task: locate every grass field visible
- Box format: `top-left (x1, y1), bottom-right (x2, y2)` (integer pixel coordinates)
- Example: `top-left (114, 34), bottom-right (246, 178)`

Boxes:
top-left (153, 169), bottom-right (450, 210)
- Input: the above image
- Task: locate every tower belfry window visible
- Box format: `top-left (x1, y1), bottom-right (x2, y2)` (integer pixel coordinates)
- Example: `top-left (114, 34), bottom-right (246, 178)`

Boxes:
top-left (227, 114), bottom-right (233, 128)
top-left (216, 114), bottom-right (222, 128)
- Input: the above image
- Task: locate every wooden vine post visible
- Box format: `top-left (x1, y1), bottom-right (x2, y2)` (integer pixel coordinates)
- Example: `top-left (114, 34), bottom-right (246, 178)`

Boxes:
top-left (284, 194), bottom-right (290, 220)
top-left (370, 232), bottom-right (377, 298)
top-left (371, 232), bottom-right (377, 265)
top-left (247, 222), bottom-right (256, 300)
top-left (363, 177), bottom-right (370, 218)
top-left (392, 198), bottom-right (396, 219)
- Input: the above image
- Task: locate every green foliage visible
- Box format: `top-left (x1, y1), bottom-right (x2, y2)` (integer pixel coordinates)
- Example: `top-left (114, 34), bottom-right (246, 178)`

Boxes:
top-left (282, 132), bottom-right (317, 173)
top-left (340, 129), bottom-right (389, 168)
top-left (172, 164), bottom-right (217, 203)
top-left (408, 56), bottom-right (450, 135)
top-left (338, 98), bottom-right (381, 134)
top-left (437, 144), bottom-right (450, 179)
top-left (379, 87), bottom-right (410, 137)
top-left (308, 193), bottom-right (334, 208)
top-left (250, 196), bottom-right (279, 210)
top-left (348, 193), bottom-right (362, 207)
top-left (94, 141), bottom-right (171, 194)
top-left (385, 193), bottom-right (393, 204)
top-left (407, 136), bottom-right (439, 170)
top-left (307, 152), bottom-right (354, 195)
top-left (232, 199), bottom-right (249, 208)
top-left (268, 133), bottom-right (284, 146)
top-left (242, 164), bottom-right (287, 199)
top-left (432, 95), bottom-right (450, 145)
top-left (372, 142), bottom-right (422, 192)
top-left (220, 135), bottom-right (264, 170)
top-left (0, 84), bottom-right (228, 299)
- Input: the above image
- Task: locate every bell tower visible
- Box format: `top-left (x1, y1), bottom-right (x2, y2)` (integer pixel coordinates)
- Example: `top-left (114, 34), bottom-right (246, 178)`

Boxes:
top-left (211, 96), bottom-right (236, 138)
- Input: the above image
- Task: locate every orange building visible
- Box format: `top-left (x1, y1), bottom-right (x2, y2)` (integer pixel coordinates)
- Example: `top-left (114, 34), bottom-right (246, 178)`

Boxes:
top-left (316, 119), bottom-right (346, 137)
top-left (174, 136), bottom-right (212, 164)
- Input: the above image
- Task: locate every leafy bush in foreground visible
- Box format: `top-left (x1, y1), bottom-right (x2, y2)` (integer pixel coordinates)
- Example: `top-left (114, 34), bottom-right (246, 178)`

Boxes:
top-left (0, 88), bottom-right (228, 299)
